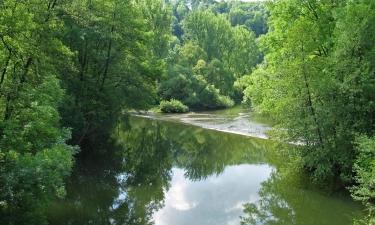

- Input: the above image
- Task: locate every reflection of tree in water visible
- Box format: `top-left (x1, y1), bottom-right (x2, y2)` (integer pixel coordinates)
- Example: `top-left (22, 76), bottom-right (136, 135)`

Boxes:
top-left (165, 123), bottom-right (275, 181)
top-left (47, 116), bottom-right (282, 225)
top-left (123, 116), bottom-right (275, 182)
top-left (48, 118), bottom-right (173, 225)
top-left (240, 171), bottom-right (296, 225)
top-left (118, 118), bottom-right (174, 223)
top-left (240, 168), bottom-right (362, 225)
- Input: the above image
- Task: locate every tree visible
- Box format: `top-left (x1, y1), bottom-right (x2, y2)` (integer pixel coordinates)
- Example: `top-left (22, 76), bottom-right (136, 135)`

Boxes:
top-left (0, 0), bottom-right (75, 224)
top-left (352, 136), bottom-right (375, 225)
top-left (242, 0), bottom-right (375, 220)
top-left (0, 0), bottom-right (169, 223)
top-left (159, 7), bottom-right (260, 109)
top-left (59, 0), bottom-right (161, 146)
top-left (228, 2), bottom-right (268, 36)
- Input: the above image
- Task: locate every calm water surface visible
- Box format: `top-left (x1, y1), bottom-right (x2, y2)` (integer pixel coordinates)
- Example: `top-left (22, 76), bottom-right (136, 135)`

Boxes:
top-left (48, 110), bottom-right (363, 225)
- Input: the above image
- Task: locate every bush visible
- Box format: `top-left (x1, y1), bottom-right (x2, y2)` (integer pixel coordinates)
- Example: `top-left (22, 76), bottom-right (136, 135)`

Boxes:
top-left (185, 84), bottom-right (234, 110)
top-left (352, 135), bottom-right (375, 203)
top-left (217, 95), bottom-right (235, 108)
top-left (160, 99), bottom-right (189, 113)
top-left (352, 135), bottom-right (375, 225)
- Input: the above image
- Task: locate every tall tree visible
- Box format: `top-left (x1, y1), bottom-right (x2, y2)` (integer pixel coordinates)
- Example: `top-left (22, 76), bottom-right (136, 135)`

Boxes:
top-left (59, 0), bottom-right (161, 146)
top-left (242, 1), bottom-right (375, 219)
top-left (0, 0), bottom-right (75, 224)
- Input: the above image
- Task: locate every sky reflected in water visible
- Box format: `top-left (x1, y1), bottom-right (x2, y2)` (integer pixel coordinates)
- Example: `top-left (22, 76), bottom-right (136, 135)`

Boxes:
top-left (154, 165), bottom-right (273, 225)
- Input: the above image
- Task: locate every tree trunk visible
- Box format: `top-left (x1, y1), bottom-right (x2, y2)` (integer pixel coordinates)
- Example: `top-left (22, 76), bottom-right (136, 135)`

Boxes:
top-left (20, 57), bottom-right (32, 83)
top-left (0, 50), bottom-right (12, 89)
top-left (301, 41), bottom-right (324, 148)
top-left (100, 25), bottom-right (114, 91)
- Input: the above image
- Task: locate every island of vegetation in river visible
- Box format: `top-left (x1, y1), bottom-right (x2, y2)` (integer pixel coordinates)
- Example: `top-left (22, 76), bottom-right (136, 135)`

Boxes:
top-left (0, 0), bottom-right (374, 224)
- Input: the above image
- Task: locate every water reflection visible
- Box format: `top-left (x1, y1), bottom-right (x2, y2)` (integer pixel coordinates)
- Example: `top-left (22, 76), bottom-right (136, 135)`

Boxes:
top-left (48, 118), bottom-right (173, 225)
top-left (240, 170), bottom-right (363, 225)
top-left (154, 166), bottom-right (272, 225)
top-left (48, 116), bottom-right (362, 225)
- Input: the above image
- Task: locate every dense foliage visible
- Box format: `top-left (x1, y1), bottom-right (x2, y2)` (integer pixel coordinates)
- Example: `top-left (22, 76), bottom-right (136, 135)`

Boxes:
top-left (352, 136), bottom-right (375, 224)
top-left (0, 1), bottom-right (75, 223)
top-left (241, 0), bottom-right (375, 221)
top-left (160, 99), bottom-right (189, 113)
top-left (0, 0), bottom-right (168, 224)
top-left (60, 0), bottom-right (170, 146)
top-left (158, 0), bottom-right (266, 110)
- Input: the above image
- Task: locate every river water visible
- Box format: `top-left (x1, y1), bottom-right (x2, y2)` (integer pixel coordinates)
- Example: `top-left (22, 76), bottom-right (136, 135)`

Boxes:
top-left (132, 107), bottom-right (271, 139)
top-left (48, 108), bottom-right (363, 225)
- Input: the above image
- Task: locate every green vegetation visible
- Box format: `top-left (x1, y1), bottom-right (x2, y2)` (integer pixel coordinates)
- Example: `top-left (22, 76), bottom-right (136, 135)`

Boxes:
top-left (158, 0), bottom-right (265, 110)
top-left (60, 0), bottom-right (170, 145)
top-left (160, 99), bottom-right (189, 113)
top-left (0, 0), bottom-right (169, 224)
top-left (0, 1), bottom-right (76, 223)
top-left (241, 0), bottom-right (375, 222)
top-left (352, 136), bottom-right (375, 224)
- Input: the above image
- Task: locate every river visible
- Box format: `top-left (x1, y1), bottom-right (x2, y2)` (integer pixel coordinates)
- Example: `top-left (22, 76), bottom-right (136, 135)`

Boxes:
top-left (47, 108), bottom-right (363, 225)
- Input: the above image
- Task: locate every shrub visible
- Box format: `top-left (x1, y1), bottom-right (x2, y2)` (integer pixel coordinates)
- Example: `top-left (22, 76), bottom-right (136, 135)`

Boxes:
top-left (352, 135), bottom-right (375, 225)
top-left (217, 95), bottom-right (235, 108)
top-left (160, 99), bottom-right (189, 113)
top-left (185, 84), bottom-right (234, 110)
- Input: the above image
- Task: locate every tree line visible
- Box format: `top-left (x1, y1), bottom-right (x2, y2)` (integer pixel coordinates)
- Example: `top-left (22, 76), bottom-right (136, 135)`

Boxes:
top-left (240, 0), bottom-right (374, 223)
